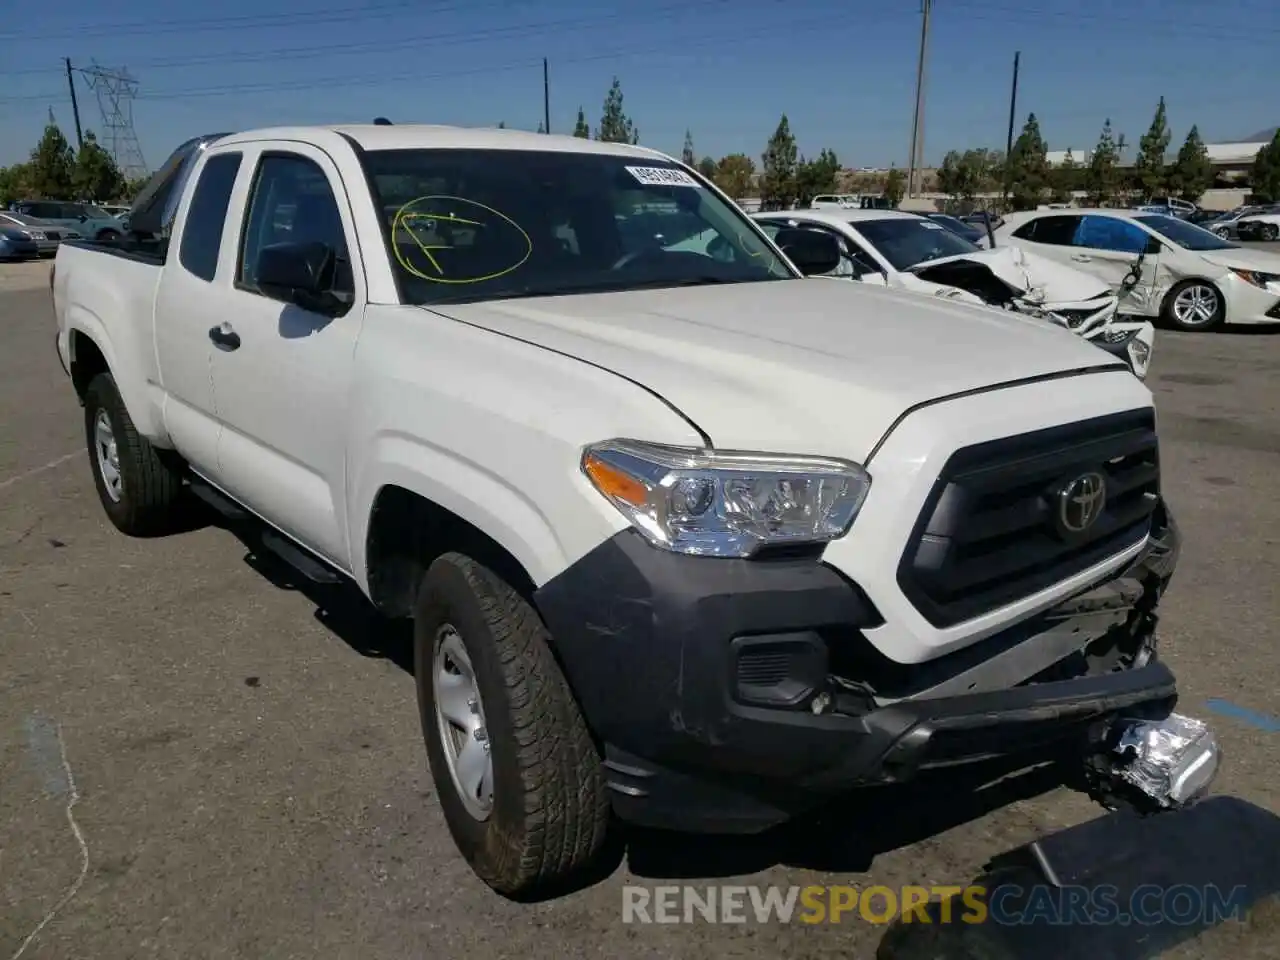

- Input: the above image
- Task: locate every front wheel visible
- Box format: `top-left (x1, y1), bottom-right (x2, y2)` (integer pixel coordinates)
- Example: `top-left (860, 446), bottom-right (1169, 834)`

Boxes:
top-left (83, 373), bottom-right (184, 535)
top-left (95, 228), bottom-right (122, 243)
top-left (413, 552), bottom-right (611, 899)
top-left (1162, 280), bottom-right (1224, 331)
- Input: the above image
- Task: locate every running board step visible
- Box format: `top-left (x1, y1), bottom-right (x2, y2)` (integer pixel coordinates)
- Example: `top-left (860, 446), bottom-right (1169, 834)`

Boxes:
top-left (259, 531), bottom-right (343, 584)
top-left (188, 480), bottom-right (249, 520)
top-left (189, 480), bottom-right (342, 584)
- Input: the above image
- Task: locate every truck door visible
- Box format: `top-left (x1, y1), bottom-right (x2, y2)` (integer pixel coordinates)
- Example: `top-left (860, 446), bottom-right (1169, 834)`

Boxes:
top-left (152, 148), bottom-right (246, 475)
top-left (205, 144), bottom-right (365, 570)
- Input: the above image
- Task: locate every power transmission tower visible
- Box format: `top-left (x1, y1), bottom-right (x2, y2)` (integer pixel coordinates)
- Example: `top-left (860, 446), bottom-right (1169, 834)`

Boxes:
top-left (81, 63), bottom-right (148, 180)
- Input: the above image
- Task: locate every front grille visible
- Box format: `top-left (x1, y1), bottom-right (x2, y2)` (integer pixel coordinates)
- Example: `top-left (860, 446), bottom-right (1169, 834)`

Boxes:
top-left (897, 409), bottom-right (1160, 628)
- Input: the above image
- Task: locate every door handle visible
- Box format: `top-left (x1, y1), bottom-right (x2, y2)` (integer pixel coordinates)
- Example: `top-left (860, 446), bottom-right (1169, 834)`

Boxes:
top-left (1070, 254), bottom-right (1092, 262)
top-left (209, 322), bottom-right (241, 351)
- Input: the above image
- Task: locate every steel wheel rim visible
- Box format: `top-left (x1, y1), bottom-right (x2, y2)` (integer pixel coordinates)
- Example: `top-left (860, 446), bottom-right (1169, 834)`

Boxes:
top-left (94, 409), bottom-right (123, 502)
top-left (432, 624), bottom-right (494, 820)
top-left (1172, 285), bottom-right (1219, 327)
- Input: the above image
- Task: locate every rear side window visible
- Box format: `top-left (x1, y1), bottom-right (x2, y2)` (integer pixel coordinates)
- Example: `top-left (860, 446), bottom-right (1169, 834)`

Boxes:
top-left (179, 153), bottom-right (243, 282)
top-left (1073, 215), bottom-right (1148, 254)
top-left (1012, 215), bottom-right (1081, 245)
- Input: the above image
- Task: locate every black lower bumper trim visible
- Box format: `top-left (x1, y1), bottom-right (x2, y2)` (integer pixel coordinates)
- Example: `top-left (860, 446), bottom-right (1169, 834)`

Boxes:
top-left (534, 503), bottom-right (1182, 833)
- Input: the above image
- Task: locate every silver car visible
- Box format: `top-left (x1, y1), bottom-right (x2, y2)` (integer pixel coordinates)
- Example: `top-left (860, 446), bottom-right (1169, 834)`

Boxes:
top-left (0, 210), bottom-right (82, 256)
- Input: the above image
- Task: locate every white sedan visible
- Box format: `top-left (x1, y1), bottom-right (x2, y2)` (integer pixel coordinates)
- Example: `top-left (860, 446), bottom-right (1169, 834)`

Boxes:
top-left (994, 208), bottom-right (1280, 331)
top-left (747, 209), bottom-right (1155, 376)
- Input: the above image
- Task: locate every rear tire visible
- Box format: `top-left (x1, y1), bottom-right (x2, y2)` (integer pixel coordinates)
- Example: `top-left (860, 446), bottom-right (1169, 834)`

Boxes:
top-left (1264, 223), bottom-right (1279, 242)
top-left (95, 228), bottom-right (122, 243)
top-left (83, 372), bottom-right (184, 535)
top-left (413, 552), bottom-right (610, 899)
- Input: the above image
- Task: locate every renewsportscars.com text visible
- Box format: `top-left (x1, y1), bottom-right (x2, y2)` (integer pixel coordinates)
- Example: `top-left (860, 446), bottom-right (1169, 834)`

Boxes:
top-left (621, 884), bottom-right (1250, 926)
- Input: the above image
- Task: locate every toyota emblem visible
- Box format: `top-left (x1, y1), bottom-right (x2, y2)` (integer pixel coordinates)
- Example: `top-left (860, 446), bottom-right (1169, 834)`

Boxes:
top-left (1057, 471), bottom-right (1107, 535)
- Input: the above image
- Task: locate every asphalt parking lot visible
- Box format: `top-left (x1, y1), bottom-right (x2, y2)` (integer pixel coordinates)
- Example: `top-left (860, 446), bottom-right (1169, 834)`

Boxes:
top-left (2, 254), bottom-right (1279, 960)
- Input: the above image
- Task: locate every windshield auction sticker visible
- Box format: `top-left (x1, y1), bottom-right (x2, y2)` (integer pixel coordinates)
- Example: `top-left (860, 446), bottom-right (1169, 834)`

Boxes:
top-left (625, 166), bottom-right (701, 188)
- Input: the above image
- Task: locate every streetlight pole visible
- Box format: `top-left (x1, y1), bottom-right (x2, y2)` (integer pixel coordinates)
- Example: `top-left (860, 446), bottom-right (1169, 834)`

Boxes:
top-left (906, 0), bottom-right (932, 198)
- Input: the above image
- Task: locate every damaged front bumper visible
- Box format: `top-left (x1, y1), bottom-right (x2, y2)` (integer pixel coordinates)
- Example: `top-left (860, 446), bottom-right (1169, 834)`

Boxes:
top-left (535, 499), bottom-right (1196, 833)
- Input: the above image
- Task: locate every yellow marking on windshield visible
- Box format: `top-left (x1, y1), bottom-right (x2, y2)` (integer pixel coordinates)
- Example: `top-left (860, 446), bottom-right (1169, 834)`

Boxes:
top-left (392, 195), bottom-right (532, 284)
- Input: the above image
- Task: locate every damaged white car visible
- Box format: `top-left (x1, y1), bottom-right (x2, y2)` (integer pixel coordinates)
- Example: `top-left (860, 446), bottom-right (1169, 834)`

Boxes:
top-left (995, 209), bottom-right (1280, 331)
top-left (750, 209), bottom-right (1156, 378)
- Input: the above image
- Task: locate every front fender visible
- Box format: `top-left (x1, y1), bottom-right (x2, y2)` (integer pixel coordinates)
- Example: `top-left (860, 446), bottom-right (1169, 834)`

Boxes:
top-left (348, 433), bottom-right (628, 595)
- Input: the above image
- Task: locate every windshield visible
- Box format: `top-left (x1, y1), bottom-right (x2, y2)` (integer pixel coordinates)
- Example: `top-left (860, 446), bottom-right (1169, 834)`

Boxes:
top-left (1134, 214), bottom-right (1236, 251)
top-left (852, 217), bottom-right (981, 270)
top-left (358, 148), bottom-right (793, 304)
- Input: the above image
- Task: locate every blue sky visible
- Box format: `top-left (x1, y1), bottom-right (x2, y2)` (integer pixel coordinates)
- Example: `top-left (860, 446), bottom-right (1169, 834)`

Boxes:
top-left (1, 0), bottom-right (1277, 171)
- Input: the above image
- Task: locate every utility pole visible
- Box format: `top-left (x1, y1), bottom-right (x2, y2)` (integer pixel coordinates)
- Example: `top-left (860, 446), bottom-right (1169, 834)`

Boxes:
top-left (64, 57), bottom-right (84, 149)
top-left (905, 0), bottom-right (932, 198)
top-left (543, 58), bottom-right (551, 134)
top-left (1003, 50), bottom-right (1019, 205)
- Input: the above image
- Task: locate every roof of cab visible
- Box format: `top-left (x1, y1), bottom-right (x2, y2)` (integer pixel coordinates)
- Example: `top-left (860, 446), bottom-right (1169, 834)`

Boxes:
top-left (213, 123), bottom-right (676, 161)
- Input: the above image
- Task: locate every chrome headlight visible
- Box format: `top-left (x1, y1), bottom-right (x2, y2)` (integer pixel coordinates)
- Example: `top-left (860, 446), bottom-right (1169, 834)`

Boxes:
top-left (581, 440), bottom-right (871, 557)
top-left (1229, 267), bottom-right (1280, 289)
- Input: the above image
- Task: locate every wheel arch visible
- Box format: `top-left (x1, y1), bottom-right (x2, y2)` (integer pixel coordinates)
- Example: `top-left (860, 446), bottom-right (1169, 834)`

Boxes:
top-left (362, 482), bottom-right (543, 619)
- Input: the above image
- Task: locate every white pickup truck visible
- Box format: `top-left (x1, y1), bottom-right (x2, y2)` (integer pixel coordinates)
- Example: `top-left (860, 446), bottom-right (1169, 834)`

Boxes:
top-left (52, 124), bottom-right (1217, 898)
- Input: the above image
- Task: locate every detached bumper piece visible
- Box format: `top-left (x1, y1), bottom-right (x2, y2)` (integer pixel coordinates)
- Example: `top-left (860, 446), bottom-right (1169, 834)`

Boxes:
top-left (534, 502), bottom-right (1185, 834)
top-left (1090, 713), bottom-right (1221, 813)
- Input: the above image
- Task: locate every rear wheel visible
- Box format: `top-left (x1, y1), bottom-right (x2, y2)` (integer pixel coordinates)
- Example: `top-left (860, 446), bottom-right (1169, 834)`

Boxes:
top-left (1162, 280), bottom-right (1224, 332)
top-left (1263, 223), bottom-right (1279, 242)
top-left (83, 373), bottom-right (184, 535)
top-left (95, 228), bottom-right (122, 243)
top-left (413, 552), bottom-right (610, 899)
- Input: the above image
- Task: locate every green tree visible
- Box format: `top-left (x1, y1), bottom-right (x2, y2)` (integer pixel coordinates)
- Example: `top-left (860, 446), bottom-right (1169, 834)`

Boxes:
top-left (884, 166), bottom-right (905, 207)
top-left (1167, 125), bottom-right (1213, 202)
top-left (1252, 129), bottom-right (1280, 203)
top-left (1085, 119), bottom-right (1120, 206)
top-left (697, 155), bottom-right (718, 179)
top-left (1007, 113), bottom-right (1049, 210)
top-left (1133, 97), bottom-right (1171, 200)
top-left (714, 153), bottom-right (755, 199)
top-left (595, 78), bottom-right (638, 144)
top-left (0, 163), bottom-right (34, 205)
top-left (1050, 149), bottom-right (1078, 204)
top-left (26, 122), bottom-right (75, 198)
top-left (794, 148), bottom-right (840, 206)
top-left (71, 131), bottom-right (125, 201)
top-left (572, 107), bottom-right (589, 138)
top-left (681, 130), bottom-right (695, 166)
top-left (759, 114), bottom-right (798, 210)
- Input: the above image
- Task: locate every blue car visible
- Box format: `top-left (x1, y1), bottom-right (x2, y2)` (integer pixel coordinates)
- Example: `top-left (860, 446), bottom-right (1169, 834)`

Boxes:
top-left (0, 223), bottom-right (40, 260)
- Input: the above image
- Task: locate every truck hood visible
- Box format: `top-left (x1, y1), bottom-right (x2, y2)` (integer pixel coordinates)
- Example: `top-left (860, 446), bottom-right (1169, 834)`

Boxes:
top-left (906, 245), bottom-right (1111, 305)
top-left (432, 279), bottom-right (1123, 462)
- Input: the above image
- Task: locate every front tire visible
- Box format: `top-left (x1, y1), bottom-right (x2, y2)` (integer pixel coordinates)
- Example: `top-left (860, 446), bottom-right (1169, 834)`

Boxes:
top-left (83, 373), bottom-right (184, 535)
top-left (414, 552), bottom-right (610, 899)
top-left (1161, 280), bottom-right (1224, 331)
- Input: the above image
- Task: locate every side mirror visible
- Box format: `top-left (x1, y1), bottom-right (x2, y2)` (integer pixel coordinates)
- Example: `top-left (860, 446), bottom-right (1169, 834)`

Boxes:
top-left (774, 227), bottom-right (842, 276)
top-left (1145, 236), bottom-right (1163, 255)
top-left (255, 241), bottom-right (344, 314)
top-left (77, 214), bottom-right (88, 222)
